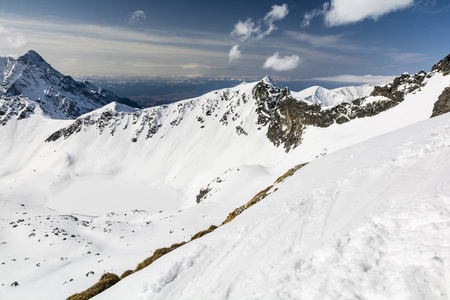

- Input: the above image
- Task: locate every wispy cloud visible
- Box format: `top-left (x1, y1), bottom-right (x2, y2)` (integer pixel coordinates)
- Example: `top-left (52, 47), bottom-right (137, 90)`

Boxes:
top-left (263, 52), bottom-right (300, 71)
top-left (230, 4), bottom-right (289, 41)
top-left (0, 14), bottom-right (230, 78)
top-left (228, 45), bottom-right (242, 62)
top-left (261, 4), bottom-right (289, 38)
top-left (230, 19), bottom-right (260, 42)
top-left (388, 52), bottom-right (429, 63)
top-left (229, 4), bottom-right (291, 66)
top-left (128, 10), bottom-right (147, 25)
top-left (303, 0), bottom-right (415, 27)
top-left (301, 2), bottom-right (329, 27)
top-left (286, 31), bottom-right (357, 50)
top-left (310, 74), bottom-right (395, 84)
top-left (0, 25), bottom-right (27, 54)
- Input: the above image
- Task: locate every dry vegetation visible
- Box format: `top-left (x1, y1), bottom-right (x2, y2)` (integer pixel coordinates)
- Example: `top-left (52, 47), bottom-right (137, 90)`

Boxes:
top-left (66, 273), bottom-right (120, 300)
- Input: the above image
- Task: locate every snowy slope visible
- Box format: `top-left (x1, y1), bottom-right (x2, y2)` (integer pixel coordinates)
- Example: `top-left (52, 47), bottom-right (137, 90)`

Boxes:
top-left (332, 84), bottom-right (375, 100)
top-left (1, 54), bottom-right (450, 299)
top-left (290, 84), bottom-right (374, 107)
top-left (93, 111), bottom-right (450, 300)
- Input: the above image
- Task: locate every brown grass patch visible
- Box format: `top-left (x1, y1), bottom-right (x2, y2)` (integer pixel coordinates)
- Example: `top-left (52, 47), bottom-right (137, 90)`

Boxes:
top-left (222, 185), bottom-right (273, 225)
top-left (274, 163), bottom-right (308, 184)
top-left (66, 273), bottom-right (120, 300)
top-left (190, 225), bottom-right (218, 241)
top-left (134, 242), bottom-right (187, 272)
top-left (120, 270), bottom-right (134, 279)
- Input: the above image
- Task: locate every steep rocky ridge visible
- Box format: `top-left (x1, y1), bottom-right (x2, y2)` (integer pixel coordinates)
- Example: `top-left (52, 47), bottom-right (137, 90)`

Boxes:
top-left (45, 57), bottom-right (450, 153)
top-left (0, 51), bottom-right (139, 122)
top-left (431, 87), bottom-right (450, 117)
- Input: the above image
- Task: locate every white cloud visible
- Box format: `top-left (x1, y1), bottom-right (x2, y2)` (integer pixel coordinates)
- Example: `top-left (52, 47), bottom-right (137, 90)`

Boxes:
top-left (263, 52), bottom-right (300, 71)
top-left (231, 4), bottom-right (289, 41)
top-left (264, 4), bottom-right (289, 24)
top-left (128, 10), bottom-right (147, 25)
top-left (301, 2), bottom-right (329, 27)
top-left (230, 19), bottom-right (260, 41)
top-left (302, 0), bottom-right (414, 27)
top-left (326, 0), bottom-right (414, 25)
top-left (229, 45), bottom-right (242, 62)
top-left (0, 25), bottom-right (27, 51)
top-left (311, 74), bottom-right (396, 84)
top-left (260, 4), bottom-right (289, 38)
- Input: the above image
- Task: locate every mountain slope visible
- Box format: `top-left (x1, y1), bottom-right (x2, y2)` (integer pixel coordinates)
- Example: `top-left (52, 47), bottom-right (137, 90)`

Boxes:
top-left (0, 50), bottom-right (139, 121)
top-left (1, 53), bottom-right (450, 300)
top-left (93, 111), bottom-right (450, 300)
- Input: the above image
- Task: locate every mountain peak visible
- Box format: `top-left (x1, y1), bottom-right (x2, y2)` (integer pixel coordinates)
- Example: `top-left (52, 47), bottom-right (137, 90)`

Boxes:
top-left (18, 50), bottom-right (50, 68)
top-left (262, 75), bottom-right (274, 85)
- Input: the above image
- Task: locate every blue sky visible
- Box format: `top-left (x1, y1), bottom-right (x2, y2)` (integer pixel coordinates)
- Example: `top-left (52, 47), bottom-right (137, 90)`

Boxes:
top-left (1, 0), bottom-right (450, 88)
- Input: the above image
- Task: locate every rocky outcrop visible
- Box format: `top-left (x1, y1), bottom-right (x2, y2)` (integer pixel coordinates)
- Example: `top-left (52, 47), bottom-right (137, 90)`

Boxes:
top-left (0, 97), bottom-right (36, 126)
top-left (371, 71), bottom-right (427, 102)
top-left (431, 87), bottom-right (450, 118)
top-left (252, 80), bottom-right (405, 152)
top-left (431, 54), bottom-right (450, 75)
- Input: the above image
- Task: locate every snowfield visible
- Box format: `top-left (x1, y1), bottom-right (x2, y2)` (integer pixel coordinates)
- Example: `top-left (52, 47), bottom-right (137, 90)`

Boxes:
top-left (1, 51), bottom-right (450, 299)
top-left (94, 112), bottom-right (450, 300)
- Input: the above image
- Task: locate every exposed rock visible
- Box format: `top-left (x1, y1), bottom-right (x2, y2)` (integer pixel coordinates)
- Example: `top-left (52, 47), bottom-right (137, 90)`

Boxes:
top-left (371, 71), bottom-right (426, 102)
top-left (253, 80), bottom-right (406, 152)
top-left (0, 97), bottom-right (36, 126)
top-left (431, 87), bottom-right (450, 118)
top-left (431, 54), bottom-right (450, 75)
top-left (196, 188), bottom-right (211, 204)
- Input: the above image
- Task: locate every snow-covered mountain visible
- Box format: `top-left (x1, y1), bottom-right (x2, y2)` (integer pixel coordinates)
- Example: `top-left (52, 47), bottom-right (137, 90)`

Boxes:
top-left (290, 84), bottom-right (374, 107)
top-left (0, 52), bottom-right (450, 300)
top-left (0, 50), bottom-right (139, 121)
top-left (93, 108), bottom-right (450, 300)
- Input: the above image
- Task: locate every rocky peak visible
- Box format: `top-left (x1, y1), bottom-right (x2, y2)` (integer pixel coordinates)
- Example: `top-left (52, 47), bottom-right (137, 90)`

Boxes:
top-left (17, 50), bottom-right (51, 69)
top-left (261, 75), bottom-right (275, 86)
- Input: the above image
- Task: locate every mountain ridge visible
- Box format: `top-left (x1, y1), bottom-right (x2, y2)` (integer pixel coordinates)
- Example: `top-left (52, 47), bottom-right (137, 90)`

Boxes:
top-left (0, 50), bottom-right (140, 122)
top-left (1, 52), bottom-right (450, 300)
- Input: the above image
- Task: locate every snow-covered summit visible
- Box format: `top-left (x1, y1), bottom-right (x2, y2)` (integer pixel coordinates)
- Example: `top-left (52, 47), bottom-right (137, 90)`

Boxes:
top-left (261, 75), bottom-right (275, 86)
top-left (16, 50), bottom-right (52, 69)
top-left (291, 84), bottom-right (374, 107)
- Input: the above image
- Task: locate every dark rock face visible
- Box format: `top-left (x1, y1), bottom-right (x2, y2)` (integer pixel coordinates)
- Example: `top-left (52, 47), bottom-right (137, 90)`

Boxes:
top-left (0, 97), bottom-right (36, 126)
top-left (431, 87), bottom-right (450, 118)
top-left (252, 76), bottom-right (416, 152)
top-left (431, 54), bottom-right (450, 75)
top-left (371, 71), bottom-right (427, 103)
top-left (45, 110), bottom-right (131, 142)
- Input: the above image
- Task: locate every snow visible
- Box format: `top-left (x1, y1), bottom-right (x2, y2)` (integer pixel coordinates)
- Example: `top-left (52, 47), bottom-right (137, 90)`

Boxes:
top-left (290, 84), bottom-right (373, 108)
top-left (94, 112), bottom-right (450, 300)
top-left (0, 55), bottom-right (450, 299)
